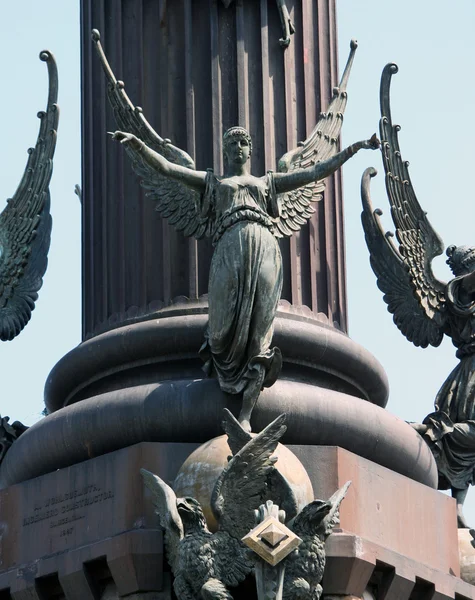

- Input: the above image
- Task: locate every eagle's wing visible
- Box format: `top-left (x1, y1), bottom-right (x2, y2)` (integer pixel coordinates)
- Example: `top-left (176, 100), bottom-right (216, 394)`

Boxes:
top-left (0, 51), bottom-right (58, 341)
top-left (140, 468), bottom-right (183, 572)
top-left (220, 408), bottom-right (252, 457)
top-left (318, 480), bottom-right (351, 538)
top-left (212, 413), bottom-right (292, 540)
top-left (360, 63), bottom-right (446, 348)
top-left (272, 40), bottom-right (357, 238)
top-left (220, 409), bottom-right (298, 522)
top-left (92, 30), bottom-right (213, 240)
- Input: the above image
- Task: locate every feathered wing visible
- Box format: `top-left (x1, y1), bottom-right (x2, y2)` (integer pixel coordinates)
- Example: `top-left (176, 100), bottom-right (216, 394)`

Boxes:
top-left (221, 409), bottom-right (298, 522)
top-left (0, 51), bottom-right (58, 341)
top-left (318, 480), bottom-right (351, 537)
top-left (212, 413), bottom-right (292, 540)
top-left (273, 40), bottom-right (357, 238)
top-left (92, 30), bottom-right (212, 239)
top-left (360, 63), bottom-right (446, 348)
top-left (220, 408), bottom-right (252, 457)
top-left (140, 468), bottom-right (183, 571)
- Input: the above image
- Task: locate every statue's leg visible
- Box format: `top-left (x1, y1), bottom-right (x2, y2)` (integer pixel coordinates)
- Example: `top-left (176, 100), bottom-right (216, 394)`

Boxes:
top-left (238, 364), bottom-right (266, 433)
top-left (452, 486), bottom-right (469, 528)
top-left (276, 0), bottom-right (295, 47)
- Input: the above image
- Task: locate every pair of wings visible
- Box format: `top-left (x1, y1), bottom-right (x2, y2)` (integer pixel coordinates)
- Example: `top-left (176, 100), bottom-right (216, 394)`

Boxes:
top-left (92, 30), bottom-right (357, 240)
top-left (141, 410), bottom-right (297, 572)
top-left (361, 63), bottom-right (446, 349)
top-left (0, 52), bottom-right (58, 341)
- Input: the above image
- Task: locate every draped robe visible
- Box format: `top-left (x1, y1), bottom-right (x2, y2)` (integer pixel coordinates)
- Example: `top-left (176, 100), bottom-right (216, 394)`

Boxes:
top-left (199, 171), bottom-right (283, 396)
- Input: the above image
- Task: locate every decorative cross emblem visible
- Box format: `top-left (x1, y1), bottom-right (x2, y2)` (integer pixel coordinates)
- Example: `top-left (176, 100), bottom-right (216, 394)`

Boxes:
top-left (242, 514), bottom-right (302, 566)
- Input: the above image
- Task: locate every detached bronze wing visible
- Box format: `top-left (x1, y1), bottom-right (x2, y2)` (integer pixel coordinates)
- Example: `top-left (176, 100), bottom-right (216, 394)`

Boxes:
top-left (212, 413), bottom-right (293, 540)
top-left (0, 51), bottom-right (58, 341)
top-left (361, 63), bottom-right (446, 348)
top-left (273, 40), bottom-right (357, 238)
top-left (92, 30), bottom-right (212, 239)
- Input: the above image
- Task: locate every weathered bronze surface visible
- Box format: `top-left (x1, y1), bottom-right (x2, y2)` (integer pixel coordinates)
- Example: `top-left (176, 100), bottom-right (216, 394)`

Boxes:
top-left (283, 481), bottom-right (350, 600)
top-left (361, 63), bottom-right (475, 529)
top-left (95, 32), bottom-right (378, 430)
top-left (142, 410), bottom-right (350, 600)
top-left (0, 51), bottom-right (58, 340)
top-left (141, 411), bottom-right (292, 600)
top-left (0, 415), bottom-right (27, 464)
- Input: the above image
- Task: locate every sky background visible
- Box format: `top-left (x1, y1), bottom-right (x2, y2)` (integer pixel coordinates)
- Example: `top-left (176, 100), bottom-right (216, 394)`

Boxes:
top-left (1, 2), bottom-right (474, 520)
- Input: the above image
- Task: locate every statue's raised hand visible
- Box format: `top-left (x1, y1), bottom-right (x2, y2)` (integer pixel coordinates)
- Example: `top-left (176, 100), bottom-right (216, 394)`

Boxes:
top-left (110, 130), bottom-right (143, 151)
top-left (364, 133), bottom-right (380, 150)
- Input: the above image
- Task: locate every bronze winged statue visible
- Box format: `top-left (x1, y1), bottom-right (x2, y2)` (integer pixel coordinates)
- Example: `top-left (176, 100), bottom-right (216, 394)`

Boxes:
top-left (361, 63), bottom-right (475, 528)
top-left (93, 31), bottom-right (379, 432)
top-left (0, 51), bottom-right (58, 341)
top-left (141, 412), bottom-right (293, 600)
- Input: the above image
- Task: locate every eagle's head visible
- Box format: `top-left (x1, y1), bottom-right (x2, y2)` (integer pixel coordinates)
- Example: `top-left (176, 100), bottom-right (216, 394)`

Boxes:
top-left (177, 497), bottom-right (209, 533)
top-left (293, 500), bottom-right (332, 538)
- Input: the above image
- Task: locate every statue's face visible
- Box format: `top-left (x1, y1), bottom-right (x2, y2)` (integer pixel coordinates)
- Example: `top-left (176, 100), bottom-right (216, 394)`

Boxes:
top-left (224, 136), bottom-right (251, 165)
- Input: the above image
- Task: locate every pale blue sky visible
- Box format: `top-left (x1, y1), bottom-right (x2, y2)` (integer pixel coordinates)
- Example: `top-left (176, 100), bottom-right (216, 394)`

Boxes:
top-left (1, 1), bottom-right (474, 520)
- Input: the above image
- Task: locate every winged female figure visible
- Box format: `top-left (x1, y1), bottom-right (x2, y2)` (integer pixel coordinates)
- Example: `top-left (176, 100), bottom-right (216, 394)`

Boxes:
top-left (93, 32), bottom-right (379, 432)
top-left (0, 51), bottom-right (58, 341)
top-left (361, 63), bottom-right (475, 528)
top-left (141, 412), bottom-right (292, 600)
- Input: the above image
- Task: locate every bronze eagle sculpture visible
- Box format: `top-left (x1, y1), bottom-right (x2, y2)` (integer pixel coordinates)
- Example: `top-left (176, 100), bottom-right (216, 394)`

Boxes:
top-left (141, 411), bottom-right (294, 600)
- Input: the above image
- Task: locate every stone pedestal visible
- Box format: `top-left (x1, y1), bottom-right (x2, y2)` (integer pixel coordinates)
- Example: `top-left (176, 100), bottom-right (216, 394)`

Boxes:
top-left (0, 443), bottom-right (473, 600)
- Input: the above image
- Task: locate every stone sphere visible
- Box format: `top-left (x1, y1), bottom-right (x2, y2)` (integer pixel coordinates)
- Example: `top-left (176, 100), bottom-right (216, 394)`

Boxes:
top-left (459, 528), bottom-right (475, 585)
top-left (173, 434), bottom-right (314, 531)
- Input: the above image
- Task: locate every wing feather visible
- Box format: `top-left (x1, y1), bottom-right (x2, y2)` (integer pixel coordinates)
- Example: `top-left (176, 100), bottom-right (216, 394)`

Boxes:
top-left (361, 168), bottom-right (444, 348)
top-left (92, 30), bottom-right (212, 240)
top-left (273, 41), bottom-right (357, 238)
top-left (0, 51), bottom-right (58, 341)
top-left (212, 412), bottom-right (296, 540)
top-left (360, 63), bottom-right (446, 348)
top-left (140, 468), bottom-right (183, 572)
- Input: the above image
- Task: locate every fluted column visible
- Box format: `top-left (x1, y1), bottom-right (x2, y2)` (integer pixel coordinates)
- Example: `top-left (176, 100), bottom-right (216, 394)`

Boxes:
top-left (80, 0), bottom-right (347, 340)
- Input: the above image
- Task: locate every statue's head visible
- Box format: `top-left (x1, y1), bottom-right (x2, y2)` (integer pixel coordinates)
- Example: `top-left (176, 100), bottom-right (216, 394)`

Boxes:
top-left (446, 245), bottom-right (475, 276)
top-left (223, 126), bottom-right (252, 165)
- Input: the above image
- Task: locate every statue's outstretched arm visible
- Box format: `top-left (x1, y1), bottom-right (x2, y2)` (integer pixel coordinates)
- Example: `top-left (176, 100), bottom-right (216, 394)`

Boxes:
top-left (112, 131), bottom-right (207, 193)
top-left (273, 135), bottom-right (379, 195)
